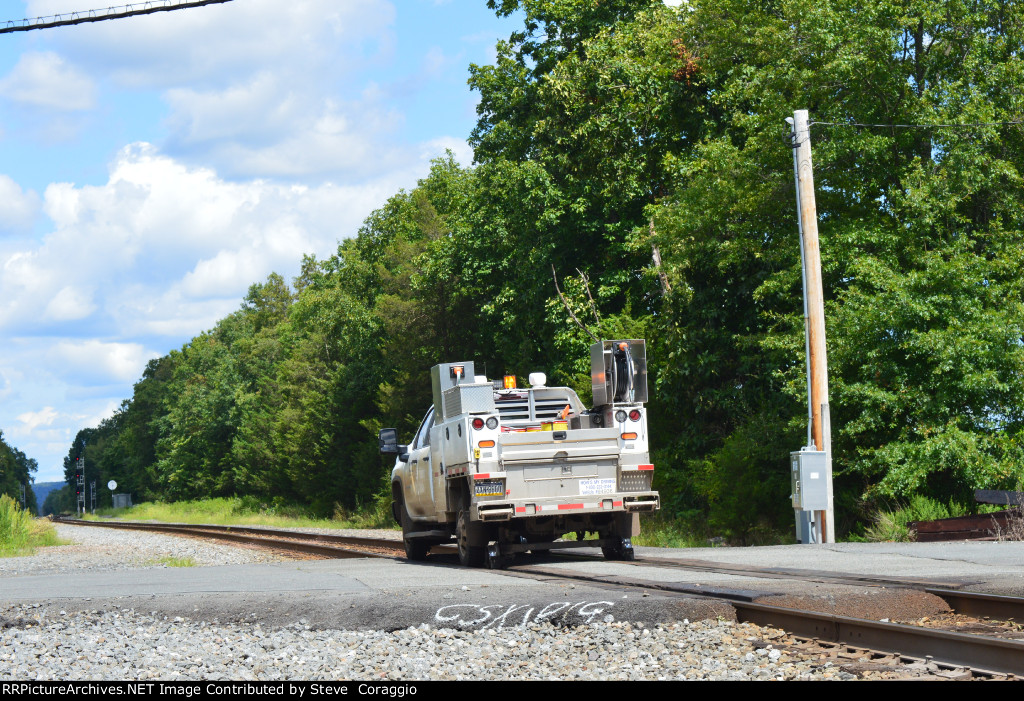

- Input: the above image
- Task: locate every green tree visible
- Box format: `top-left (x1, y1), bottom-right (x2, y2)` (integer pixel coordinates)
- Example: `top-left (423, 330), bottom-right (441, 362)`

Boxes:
top-left (0, 432), bottom-right (38, 513)
top-left (653, 0), bottom-right (1024, 531)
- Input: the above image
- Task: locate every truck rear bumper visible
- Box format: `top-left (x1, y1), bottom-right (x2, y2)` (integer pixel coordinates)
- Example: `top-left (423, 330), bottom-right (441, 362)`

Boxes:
top-left (473, 492), bottom-right (659, 522)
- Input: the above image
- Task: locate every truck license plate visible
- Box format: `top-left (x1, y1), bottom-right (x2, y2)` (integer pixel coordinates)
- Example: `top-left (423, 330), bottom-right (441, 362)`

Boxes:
top-left (579, 478), bottom-right (616, 496)
top-left (474, 480), bottom-right (504, 497)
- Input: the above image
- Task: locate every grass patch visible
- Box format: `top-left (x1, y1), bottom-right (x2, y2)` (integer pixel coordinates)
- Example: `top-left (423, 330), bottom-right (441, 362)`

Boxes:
top-left (0, 494), bottom-right (64, 557)
top-left (86, 495), bottom-right (399, 531)
top-left (148, 555), bottom-right (197, 567)
top-left (856, 495), bottom-right (1003, 542)
top-left (633, 515), bottom-right (718, 548)
top-left (562, 515), bottom-right (731, 548)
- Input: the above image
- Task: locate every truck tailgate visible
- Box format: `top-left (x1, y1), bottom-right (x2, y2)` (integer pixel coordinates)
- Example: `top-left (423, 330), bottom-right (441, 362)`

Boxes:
top-left (498, 428), bottom-right (621, 499)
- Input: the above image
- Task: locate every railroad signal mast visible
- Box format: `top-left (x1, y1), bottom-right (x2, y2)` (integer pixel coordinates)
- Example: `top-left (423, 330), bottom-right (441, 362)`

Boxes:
top-left (76, 457), bottom-right (85, 516)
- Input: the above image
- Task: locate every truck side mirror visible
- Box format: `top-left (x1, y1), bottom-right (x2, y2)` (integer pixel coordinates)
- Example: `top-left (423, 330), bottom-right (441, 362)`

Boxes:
top-left (379, 428), bottom-right (399, 454)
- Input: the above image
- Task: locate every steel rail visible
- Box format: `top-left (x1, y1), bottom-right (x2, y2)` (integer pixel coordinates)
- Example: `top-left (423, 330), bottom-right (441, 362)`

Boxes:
top-left (732, 601), bottom-right (1024, 677)
top-left (53, 517), bottom-right (401, 558)
top-left (926, 588), bottom-right (1024, 624)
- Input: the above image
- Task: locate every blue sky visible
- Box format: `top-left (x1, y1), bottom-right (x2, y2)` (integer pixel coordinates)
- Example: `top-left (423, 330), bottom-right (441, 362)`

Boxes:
top-left (0, 0), bottom-right (521, 483)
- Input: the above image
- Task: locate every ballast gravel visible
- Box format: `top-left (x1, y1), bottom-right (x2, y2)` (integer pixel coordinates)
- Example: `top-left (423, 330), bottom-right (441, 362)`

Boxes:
top-left (0, 523), bottom-right (860, 680)
top-left (0, 605), bottom-right (849, 681)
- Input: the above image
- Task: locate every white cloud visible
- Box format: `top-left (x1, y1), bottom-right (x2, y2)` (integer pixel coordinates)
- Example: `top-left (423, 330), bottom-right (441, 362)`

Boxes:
top-left (165, 88), bottom-right (409, 180)
top-left (28, 0), bottom-right (396, 87)
top-left (19, 0), bottom-right (463, 182)
top-left (0, 51), bottom-right (96, 111)
top-left (16, 406), bottom-right (59, 435)
top-left (44, 286), bottom-right (96, 322)
top-left (0, 176), bottom-right (41, 233)
top-left (422, 46), bottom-right (453, 77)
top-left (0, 143), bottom-right (423, 338)
top-left (75, 400), bottom-right (123, 431)
top-left (419, 137), bottom-right (473, 169)
top-left (0, 370), bottom-right (12, 401)
top-left (163, 72), bottom-right (296, 145)
top-left (48, 340), bottom-right (161, 385)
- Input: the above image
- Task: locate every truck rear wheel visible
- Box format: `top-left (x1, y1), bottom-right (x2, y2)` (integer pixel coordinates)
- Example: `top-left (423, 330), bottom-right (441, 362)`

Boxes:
top-left (602, 537), bottom-right (635, 561)
top-left (457, 510), bottom-right (485, 567)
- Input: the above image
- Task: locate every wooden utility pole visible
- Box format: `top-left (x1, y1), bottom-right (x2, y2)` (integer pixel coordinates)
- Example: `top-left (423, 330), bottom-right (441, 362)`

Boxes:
top-left (790, 109), bottom-right (835, 544)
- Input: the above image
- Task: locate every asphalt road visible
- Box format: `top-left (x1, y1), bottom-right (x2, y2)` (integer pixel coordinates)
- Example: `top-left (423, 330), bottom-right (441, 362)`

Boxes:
top-left (4, 541), bottom-right (1022, 631)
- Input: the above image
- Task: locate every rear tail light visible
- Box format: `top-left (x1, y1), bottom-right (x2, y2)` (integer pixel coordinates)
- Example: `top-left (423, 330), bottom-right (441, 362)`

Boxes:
top-left (629, 409), bottom-right (641, 421)
top-left (472, 418), bottom-right (485, 430)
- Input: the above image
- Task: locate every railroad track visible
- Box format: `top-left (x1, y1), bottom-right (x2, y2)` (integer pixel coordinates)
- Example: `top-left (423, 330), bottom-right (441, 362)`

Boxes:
top-left (51, 516), bottom-right (407, 559)
top-left (54, 517), bottom-right (1024, 677)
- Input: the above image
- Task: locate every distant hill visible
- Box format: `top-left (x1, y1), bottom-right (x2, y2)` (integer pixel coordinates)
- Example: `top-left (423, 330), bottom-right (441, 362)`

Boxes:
top-left (32, 481), bottom-right (65, 515)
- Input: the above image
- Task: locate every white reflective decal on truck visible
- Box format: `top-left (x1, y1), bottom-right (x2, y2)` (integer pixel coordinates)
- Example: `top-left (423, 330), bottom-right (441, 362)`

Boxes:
top-left (578, 478), bottom-right (616, 496)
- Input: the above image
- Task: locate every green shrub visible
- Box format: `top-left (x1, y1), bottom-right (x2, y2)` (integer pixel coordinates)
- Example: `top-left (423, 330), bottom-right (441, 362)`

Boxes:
top-left (633, 515), bottom-right (711, 548)
top-left (92, 496), bottom-right (398, 531)
top-left (862, 495), bottom-right (970, 542)
top-left (0, 494), bottom-right (60, 556)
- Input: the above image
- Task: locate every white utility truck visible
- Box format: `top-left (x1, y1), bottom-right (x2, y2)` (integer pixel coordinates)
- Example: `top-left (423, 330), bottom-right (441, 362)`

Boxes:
top-left (379, 340), bottom-right (659, 568)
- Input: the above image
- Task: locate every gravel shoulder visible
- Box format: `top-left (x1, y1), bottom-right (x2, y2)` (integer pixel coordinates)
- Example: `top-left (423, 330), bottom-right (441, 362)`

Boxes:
top-left (0, 524), bottom-right (288, 576)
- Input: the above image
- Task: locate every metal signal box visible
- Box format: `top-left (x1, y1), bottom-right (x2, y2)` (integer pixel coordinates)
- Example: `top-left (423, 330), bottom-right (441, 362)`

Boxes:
top-left (790, 449), bottom-right (828, 511)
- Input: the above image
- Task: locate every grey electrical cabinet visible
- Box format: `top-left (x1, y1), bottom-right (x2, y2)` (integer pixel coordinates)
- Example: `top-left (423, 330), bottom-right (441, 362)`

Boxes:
top-left (790, 450), bottom-right (828, 511)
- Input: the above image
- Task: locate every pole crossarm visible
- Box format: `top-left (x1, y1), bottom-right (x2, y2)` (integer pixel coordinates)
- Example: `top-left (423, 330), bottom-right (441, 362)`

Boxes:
top-left (0, 0), bottom-right (233, 34)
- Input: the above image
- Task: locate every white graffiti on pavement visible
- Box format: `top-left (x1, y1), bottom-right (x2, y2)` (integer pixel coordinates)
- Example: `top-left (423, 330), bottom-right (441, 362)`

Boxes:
top-left (434, 601), bottom-right (616, 629)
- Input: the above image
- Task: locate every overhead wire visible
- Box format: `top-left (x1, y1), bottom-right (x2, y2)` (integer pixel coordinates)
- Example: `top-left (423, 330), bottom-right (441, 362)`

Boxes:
top-left (811, 119), bottom-right (1023, 130)
top-left (0, 0), bottom-right (233, 34)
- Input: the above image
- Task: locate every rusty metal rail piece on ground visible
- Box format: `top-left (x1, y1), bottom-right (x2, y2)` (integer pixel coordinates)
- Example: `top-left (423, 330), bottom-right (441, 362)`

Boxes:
top-left (927, 588), bottom-right (1024, 623)
top-left (909, 509), bottom-right (1022, 542)
top-left (732, 600), bottom-right (1024, 677)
